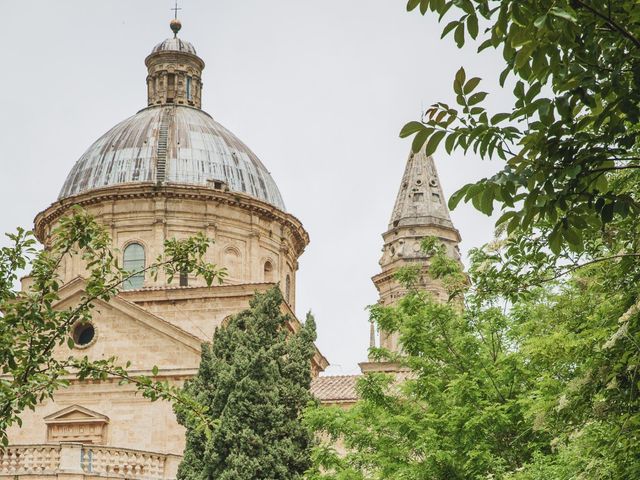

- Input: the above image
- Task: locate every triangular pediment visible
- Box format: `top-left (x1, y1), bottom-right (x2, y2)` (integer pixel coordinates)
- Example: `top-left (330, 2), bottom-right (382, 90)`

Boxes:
top-left (44, 404), bottom-right (109, 425)
top-left (53, 276), bottom-right (202, 354)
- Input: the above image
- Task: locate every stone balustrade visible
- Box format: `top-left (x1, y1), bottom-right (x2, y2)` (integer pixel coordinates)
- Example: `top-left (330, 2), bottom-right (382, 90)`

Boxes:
top-left (0, 445), bottom-right (61, 475)
top-left (81, 446), bottom-right (169, 479)
top-left (0, 444), bottom-right (180, 480)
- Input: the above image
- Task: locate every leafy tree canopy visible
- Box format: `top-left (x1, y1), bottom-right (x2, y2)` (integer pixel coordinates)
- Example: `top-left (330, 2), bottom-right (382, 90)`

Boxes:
top-left (401, 0), bottom-right (640, 268)
top-left (305, 236), bottom-right (640, 479)
top-left (177, 287), bottom-right (318, 480)
top-left (305, 3), bottom-right (640, 476)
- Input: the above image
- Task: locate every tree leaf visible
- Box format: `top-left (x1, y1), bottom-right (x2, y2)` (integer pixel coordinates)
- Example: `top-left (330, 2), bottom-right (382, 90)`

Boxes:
top-left (600, 203), bottom-right (614, 224)
top-left (406, 0), bottom-right (421, 11)
top-left (533, 14), bottom-right (547, 29)
top-left (454, 23), bottom-right (465, 47)
top-left (548, 227), bottom-right (562, 255)
top-left (549, 7), bottom-right (577, 23)
top-left (491, 113), bottom-right (510, 125)
top-left (454, 67), bottom-right (466, 94)
top-left (412, 128), bottom-right (430, 153)
top-left (424, 130), bottom-right (447, 155)
top-left (400, 121), bottom-right (425, 138)
top-left (467, 14), bottom-right (479, 39)
top-left (448, 186), bottom-right (468, 210)
top-left (463, 77), bottom-right (482, 94)
top-left (468, 92), bottom-right (488, 105)
top-left (441, 20), bottom-right (459, 39)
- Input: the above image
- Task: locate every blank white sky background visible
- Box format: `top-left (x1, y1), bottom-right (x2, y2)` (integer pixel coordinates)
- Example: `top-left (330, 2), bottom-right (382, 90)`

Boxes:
top-left (0, 0), bottom-right (511, 374)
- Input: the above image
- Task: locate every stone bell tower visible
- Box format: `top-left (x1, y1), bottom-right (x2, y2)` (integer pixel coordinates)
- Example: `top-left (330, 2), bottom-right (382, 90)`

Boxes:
top-left (362, 148), bottom-right (462, 372)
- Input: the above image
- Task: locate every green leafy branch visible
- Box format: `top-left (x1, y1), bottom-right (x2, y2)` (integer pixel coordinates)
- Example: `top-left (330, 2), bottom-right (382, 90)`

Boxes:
top-left (400, 0), bottom-right (640, 257)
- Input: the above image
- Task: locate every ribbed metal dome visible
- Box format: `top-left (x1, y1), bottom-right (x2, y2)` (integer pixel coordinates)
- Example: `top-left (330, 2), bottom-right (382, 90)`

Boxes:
top-left (151, 37), bottom-right (197, 55)
top-left (59, 105), bottom-right (286, 210)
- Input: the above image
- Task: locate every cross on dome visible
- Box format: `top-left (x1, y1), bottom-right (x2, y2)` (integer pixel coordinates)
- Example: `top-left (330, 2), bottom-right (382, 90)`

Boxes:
top-left (171, 0), bottom-right (182, 19)
top-left (170, 1), bottom-right (183, 37)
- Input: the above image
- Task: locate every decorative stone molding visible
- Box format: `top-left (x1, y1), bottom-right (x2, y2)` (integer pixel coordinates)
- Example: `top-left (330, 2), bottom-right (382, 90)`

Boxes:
top-left (34, 184), bottom-right (309, 257)
top-left (44, 405), bottom-right (109, 444)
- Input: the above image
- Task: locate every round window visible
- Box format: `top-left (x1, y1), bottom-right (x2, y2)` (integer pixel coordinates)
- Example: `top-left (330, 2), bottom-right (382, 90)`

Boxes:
top-left (72, 322), bottom-right (96, 348)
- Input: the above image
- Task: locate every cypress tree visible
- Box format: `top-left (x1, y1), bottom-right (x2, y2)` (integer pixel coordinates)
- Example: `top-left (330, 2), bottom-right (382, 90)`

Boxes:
top-left (176, 287), bottom-right (317, 480)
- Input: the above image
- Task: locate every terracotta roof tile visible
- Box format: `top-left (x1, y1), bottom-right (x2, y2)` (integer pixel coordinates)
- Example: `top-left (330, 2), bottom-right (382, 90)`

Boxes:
top-left (311, 375), bottom-right (360, 403)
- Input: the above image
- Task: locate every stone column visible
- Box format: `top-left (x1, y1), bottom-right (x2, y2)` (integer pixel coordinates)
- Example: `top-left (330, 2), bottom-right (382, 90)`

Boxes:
top-left (248, 228), bottom-right (260, 283)
top-left (164, 454), bottom-right (182, 480)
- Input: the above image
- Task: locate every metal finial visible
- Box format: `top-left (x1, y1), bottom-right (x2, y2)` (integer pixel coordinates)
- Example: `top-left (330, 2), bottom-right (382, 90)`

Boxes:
top-left (170, 18), bottom-right (182, 37)
top-left (170, 1), bottom-right (182, 37)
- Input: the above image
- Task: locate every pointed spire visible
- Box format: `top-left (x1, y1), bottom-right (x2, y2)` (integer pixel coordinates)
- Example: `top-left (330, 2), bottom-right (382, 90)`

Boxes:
top-left (388, 149), bottom-right (454, 232)
top-left (363, 148), bottom-right (462, 374)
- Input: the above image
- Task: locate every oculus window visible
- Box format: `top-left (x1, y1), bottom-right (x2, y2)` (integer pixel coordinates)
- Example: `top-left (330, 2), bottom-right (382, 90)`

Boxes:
top-left (72, 322), bottom-right (96, 348)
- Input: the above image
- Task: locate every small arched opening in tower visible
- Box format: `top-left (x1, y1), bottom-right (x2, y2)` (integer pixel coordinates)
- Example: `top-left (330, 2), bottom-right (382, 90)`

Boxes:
top-left (264, 261), bottom-right (274, 283)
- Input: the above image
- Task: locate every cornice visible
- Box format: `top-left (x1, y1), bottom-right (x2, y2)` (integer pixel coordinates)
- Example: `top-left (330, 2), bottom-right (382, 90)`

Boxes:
top-left (34, 183), bottom-right (310, 256)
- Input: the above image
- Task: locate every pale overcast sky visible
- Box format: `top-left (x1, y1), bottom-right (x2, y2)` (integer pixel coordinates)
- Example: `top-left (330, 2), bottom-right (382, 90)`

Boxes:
top-left (0, 1), bottom-right (510, 374)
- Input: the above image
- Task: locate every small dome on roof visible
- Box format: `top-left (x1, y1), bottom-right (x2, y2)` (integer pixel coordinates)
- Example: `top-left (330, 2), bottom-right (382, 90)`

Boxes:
top-left (151, 37), bottom-right (197, 55)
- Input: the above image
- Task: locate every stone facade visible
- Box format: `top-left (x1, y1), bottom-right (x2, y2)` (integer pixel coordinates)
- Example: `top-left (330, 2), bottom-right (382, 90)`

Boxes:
top-left (4, 20), bottom-right (329, 480)
top-left (34, 184), bottom-right (306, 305)
top-left (4, 18), bottom-right (461, 480)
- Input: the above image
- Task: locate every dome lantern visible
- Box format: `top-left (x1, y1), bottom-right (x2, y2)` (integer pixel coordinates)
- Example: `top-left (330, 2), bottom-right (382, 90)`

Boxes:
top-left (56, 20), bottom-right (286, 211)
top-left (145, 20), bottom-right (204, 109)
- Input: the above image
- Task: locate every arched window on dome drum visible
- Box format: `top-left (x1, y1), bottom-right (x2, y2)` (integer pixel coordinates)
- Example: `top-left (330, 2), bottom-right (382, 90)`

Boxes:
top-left (186, 76), bottom-right (193, 101)
top-left (167, 74), bottom-right (175, 103)
top-left (123, 243), bottom-right (145, 290)
top-left (264, 261), bottom-right (274, 283)
top-left (285, 275), bottom-right (291, 304)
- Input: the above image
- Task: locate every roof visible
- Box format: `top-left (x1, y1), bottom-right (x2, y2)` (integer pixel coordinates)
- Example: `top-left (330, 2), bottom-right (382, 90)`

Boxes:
top-left (59, 105), bottom-right (286, 210)
top-left (311, 375), bottom-right (360, 403)
top-left (152, 37), bottom-right (197, 55)
top-left (388, 150), bottom-right (454, 230)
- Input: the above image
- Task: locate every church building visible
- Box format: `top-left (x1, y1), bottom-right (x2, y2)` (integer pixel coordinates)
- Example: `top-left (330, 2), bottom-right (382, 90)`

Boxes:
top-left (1, 19), bottom-right (460, 479)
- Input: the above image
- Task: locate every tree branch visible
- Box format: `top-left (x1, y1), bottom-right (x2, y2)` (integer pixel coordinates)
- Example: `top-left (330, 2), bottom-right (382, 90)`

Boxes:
top-left (574, 0), bottom-right (640, 49)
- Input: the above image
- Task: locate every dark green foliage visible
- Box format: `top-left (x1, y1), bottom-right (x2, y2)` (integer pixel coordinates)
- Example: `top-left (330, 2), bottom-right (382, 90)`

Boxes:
top-left (401, 0), bottom-right (640, 258)
top-left (176, 287), bottom-right (317, 480)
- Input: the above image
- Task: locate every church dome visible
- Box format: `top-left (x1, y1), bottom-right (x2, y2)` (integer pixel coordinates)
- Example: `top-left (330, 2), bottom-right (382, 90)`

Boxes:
top-left (59, 105), bottom-right (286, 210)
top-left (151, 37), bottom-right (197, 55)
top-left (58, 21), bottom-right (285, 211)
